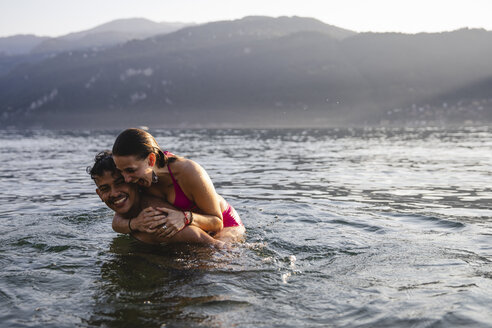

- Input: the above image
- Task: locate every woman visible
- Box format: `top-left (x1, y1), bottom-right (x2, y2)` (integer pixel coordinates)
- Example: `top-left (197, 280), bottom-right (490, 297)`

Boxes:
top-left (111, 128), bottom-right (245, 242)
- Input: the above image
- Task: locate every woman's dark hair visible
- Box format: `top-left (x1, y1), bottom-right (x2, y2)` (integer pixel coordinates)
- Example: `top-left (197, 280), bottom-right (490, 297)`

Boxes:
top-left (112, 128), bottom-right (174, 168)
top-left (87, 150), bottom-right (117, 179)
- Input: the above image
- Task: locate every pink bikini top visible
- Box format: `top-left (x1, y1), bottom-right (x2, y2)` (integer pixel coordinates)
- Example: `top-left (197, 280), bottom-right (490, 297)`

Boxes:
top-left (163, 151), bottom-right (197, 211)
top-left (163, 151), bottom-right (243, 228)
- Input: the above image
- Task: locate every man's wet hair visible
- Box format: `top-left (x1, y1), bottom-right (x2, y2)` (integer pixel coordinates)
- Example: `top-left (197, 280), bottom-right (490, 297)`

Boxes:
top-left (87, 150), bottom-right (117, 179)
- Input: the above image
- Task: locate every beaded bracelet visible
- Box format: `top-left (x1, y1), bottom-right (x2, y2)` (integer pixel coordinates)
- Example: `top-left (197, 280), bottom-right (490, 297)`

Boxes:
top-left (183, 211), bottom-right (194, 226)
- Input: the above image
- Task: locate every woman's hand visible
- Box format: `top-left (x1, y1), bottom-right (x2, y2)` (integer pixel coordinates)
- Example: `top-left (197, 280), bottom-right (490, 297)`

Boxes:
top-left (131, 207), bottom-right (167, 233)
top-left (153, 207), bottom-right (186, 240)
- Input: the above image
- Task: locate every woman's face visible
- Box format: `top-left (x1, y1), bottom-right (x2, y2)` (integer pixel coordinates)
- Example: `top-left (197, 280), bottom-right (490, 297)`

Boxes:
top-left (113, 154), bottom-right (153, 187)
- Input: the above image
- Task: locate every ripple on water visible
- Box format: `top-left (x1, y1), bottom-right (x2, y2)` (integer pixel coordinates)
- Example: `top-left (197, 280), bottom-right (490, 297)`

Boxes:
top-left (388, 213), bottom-right (467, 229)
top-left (1, 127), bottom-right (492, 327)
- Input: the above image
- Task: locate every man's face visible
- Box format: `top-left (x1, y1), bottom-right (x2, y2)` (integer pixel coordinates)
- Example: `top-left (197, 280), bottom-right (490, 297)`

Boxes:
top-left (94, 170), bottom-right (139, 215)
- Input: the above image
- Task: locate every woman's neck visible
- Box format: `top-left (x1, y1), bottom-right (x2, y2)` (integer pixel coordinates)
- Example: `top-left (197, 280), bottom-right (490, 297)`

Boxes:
top-left (154, 165), bottom-right (172, 186)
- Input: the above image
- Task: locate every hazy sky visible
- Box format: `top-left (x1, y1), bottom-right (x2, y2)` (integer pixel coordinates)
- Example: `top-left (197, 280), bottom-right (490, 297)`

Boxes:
top-left (1, 0), bottom-right (491, 37)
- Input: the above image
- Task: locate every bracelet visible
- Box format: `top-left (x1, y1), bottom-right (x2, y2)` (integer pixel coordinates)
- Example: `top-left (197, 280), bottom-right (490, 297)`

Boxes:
top-left (128, 218), bottom-right (136, 233)
top-left (183, 211), bottom-right (194, 226)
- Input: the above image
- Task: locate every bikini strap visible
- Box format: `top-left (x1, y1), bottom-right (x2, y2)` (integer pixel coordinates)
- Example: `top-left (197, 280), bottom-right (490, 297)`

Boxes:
top-left (167, 164), bottom-right (178, 184)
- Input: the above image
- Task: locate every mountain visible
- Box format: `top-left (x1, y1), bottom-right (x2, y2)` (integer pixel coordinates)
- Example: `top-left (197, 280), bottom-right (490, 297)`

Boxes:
top-left (30, 18), bottom-right (192, 54)
top-left (0, 16), bottom-right (491, 128)
top-left (0, 35), bottom-right (50, 55)
top-left (403, 75), bottom-right (492, 123)
top-left (0, 18), bottom-right (191, 78)
top-left (0, 34), bottom-right (50, 76)
top-left (339, 28), bottom-right (492, 123)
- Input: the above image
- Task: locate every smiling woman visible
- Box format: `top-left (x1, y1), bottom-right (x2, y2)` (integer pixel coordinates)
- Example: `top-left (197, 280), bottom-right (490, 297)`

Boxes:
top-left (111, 128), bottom-right (245, 242)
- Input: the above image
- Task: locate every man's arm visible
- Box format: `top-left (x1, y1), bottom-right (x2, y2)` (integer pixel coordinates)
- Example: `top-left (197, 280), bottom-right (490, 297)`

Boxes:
top-left (112, 213), bottom-right (130, 233)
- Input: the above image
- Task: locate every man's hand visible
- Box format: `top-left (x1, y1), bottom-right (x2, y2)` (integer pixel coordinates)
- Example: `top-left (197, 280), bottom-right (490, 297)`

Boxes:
top-left (153, 207), bottom-right (187, 240)
top-left (131, 207), bottom-right (167, 233)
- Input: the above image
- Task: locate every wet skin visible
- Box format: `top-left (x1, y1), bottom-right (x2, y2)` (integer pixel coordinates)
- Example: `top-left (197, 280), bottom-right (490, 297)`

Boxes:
top-left (94, 170), bottom-right (223, 246)
top-left (113, 153), bottom-right (245, 242)
top-left (113, 153), bottom-right (226, 234)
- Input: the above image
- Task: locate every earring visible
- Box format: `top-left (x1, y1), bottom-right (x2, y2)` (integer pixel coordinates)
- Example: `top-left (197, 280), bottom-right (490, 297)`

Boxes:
top-left (152, 171), bottom-right (159, 184)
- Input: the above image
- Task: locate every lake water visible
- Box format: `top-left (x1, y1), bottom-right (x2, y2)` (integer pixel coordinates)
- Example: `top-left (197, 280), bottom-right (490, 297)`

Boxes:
top-left (0, 127), bottom-right (491, 327)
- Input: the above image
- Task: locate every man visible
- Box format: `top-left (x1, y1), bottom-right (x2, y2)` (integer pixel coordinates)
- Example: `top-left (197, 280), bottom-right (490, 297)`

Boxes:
top-left (88, 151), bottom-right (224, 247)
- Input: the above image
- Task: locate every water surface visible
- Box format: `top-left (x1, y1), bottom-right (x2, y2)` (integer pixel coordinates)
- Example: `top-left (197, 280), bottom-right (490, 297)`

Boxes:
top-left (0, 127), bottom-right (491, 327)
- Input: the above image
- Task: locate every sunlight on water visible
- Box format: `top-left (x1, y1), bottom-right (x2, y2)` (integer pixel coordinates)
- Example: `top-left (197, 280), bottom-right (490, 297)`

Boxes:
top-left (0, 127), bottom-right (491, 327)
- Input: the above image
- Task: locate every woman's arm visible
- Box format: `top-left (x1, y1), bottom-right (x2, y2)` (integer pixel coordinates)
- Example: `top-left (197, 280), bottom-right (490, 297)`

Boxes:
top-left (155, 207), bottom-right (223, 231)
top-left (165, 225), bottom-right (224, 247)
top-left (153, 159), bottom-right (224, 238)
top-left (112, 207), bottom-right (167, 234)
top-left (181, 160), bottom-right (225, 230)
top-left (120, 220), bottom-right (224, 247)
top-left (189, 212), bottom-right (224, 231)
top-left (154, 207), bottom-right (224, 239)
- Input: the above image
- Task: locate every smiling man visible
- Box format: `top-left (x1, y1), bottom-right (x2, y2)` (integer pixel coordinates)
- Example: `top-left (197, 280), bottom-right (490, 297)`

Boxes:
top-left (88, 151), bottom-right (223, 247)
